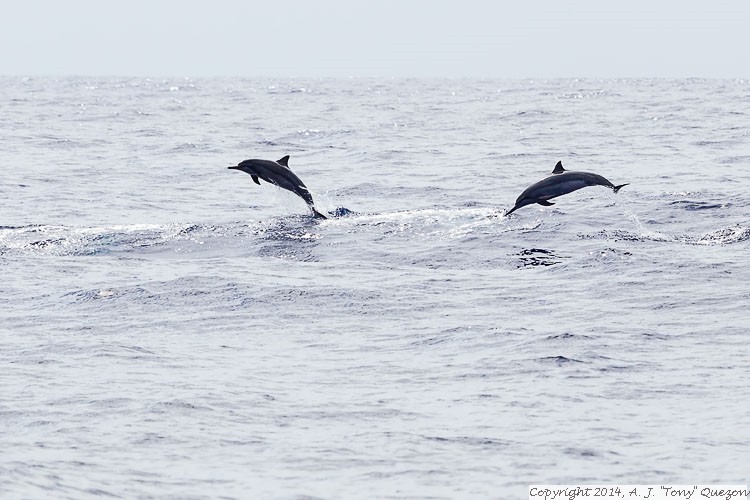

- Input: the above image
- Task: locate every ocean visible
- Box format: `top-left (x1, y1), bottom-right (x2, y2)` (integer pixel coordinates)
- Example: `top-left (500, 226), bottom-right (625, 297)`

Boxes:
top-left (1, 77), bottom-right (749, 498)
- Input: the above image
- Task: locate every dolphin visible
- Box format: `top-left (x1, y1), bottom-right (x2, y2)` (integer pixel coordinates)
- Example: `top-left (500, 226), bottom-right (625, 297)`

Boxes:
top-left (229, 155), bottom-right (327, 219)
top-left (505, 161), bottom-right (628, 216)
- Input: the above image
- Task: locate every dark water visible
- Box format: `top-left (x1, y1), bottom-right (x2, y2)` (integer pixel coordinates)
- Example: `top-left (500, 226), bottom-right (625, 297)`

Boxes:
top-left (1, 77), bottom-right (749, 498)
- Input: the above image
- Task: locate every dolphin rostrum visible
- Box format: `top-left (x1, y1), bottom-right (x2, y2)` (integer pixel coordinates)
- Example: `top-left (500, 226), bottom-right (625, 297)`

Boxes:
top-left (229, 155), bottom-right (327, 219)
top-left (505, 161), bottom-right (628, 216)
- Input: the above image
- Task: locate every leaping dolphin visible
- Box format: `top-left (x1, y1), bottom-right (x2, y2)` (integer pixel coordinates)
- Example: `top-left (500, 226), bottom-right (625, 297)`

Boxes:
top-left (229, 155), bottom-right (327, 219)
top-left (505, 161), bottom-right (628, 216)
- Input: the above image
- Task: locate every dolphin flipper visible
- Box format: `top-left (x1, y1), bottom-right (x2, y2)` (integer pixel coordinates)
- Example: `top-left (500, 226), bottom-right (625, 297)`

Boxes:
top-left (251, 174), bottom-right (261, 185)
top-left (537, 200), bottom-right (555, 206)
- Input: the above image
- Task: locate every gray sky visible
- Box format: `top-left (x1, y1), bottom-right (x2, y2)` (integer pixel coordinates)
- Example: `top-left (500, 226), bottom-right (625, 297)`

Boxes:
top-left (1, 0), bottom-right (748, 78)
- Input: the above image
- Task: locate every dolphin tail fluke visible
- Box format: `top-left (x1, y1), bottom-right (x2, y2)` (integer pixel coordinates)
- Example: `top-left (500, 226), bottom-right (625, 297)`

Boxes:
top-left (312, 207), bottom-right (328, 219)
top-left (613, 183), bottom-right (629, 193)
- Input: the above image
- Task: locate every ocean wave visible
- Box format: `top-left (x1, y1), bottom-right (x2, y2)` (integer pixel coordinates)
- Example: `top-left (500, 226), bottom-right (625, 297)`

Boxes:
top-left (579, 224), bottom-right (750, 245)
top-left (0, 223), bottom-right (211, 256)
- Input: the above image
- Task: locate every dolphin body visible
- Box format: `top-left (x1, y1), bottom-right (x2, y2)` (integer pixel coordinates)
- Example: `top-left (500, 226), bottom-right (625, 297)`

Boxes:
top-left (229, 155), bottom-right (327, 219)
top-left (505, 161), bottom-right (628, 216)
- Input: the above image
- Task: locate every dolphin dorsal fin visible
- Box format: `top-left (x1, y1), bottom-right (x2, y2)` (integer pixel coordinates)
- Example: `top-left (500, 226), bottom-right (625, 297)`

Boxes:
top-left (277, 155), bottom-right (291, 168)
top-left (552, 161), bottom-right (565, 174)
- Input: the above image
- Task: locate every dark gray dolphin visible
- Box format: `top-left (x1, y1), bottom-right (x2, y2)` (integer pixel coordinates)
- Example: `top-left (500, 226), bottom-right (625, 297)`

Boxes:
top-left (505, 161), bottom-right (628, 216)
top-left (229, 155), bottom-right (327, 219)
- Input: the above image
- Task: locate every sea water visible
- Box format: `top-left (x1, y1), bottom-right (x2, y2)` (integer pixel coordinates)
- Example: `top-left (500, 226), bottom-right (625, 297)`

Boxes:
top-left (1, 77), bottom-right (749, 498)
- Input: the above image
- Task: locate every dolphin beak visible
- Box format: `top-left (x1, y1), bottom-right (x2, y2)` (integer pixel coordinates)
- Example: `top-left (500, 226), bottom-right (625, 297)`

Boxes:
top-left (228, 165), bottom-right (239, 170)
